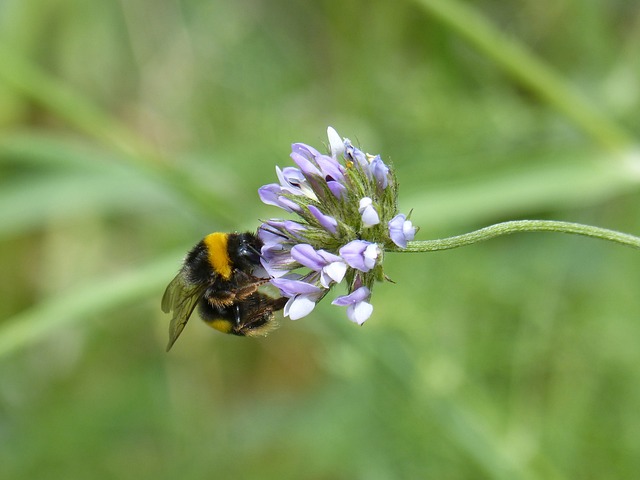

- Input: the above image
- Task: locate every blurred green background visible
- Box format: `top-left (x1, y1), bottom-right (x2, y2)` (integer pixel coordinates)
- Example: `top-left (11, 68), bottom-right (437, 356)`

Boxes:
top-left (1, 0), bottom-right (639, 478)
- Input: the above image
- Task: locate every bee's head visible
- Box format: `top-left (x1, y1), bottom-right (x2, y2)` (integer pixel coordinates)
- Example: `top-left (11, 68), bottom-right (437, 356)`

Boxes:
top-left (229, 232), bottom-right (263, 271)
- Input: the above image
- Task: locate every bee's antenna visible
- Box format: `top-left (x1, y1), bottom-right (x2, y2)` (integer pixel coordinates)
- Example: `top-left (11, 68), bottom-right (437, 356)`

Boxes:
top-left (258, 223), bottom-right (289, 240)
top-left (247, 243), bottom-right (264, 259)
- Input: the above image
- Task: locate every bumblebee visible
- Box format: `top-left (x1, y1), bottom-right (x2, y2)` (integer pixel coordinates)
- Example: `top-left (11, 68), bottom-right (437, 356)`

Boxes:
top-left (161, 232), bottom-right (284, 351)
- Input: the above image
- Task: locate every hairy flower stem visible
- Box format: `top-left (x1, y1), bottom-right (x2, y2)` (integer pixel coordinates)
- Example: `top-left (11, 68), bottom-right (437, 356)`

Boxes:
top-left (392, 220), bottom-right (640, 252)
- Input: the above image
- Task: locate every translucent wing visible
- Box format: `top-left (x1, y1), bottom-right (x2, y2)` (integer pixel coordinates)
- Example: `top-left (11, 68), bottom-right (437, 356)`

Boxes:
top-left (162, 272), bottom-right (208, 351)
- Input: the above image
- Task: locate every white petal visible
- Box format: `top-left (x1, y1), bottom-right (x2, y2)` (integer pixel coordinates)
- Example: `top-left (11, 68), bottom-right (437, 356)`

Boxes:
top-left (283, 297), bottom-right (295, 317)
top-left (320, 261), bottom-right (347, 287)
top-left (324, 261), bottom-right (347, 283)
top-left (358, 197), bottom-right (373, 210)
top-left (360, 205), bottom-right (380, 227)
top-left (347, 301), bottom-right (373, 325)
top-left (287, 295), bottom-right (317, 320)
top-left (402, 220), bottom-right (416, 240)
top-left (363, 243), bottom-right (380, 269)
top-left (327, 126), bottom-right (345, 157)
top-left (299, 183), bottom-right (319, 201)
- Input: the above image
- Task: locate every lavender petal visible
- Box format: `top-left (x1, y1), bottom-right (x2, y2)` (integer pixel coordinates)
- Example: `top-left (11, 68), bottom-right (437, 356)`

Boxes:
top-left (308, 205), bottom-right (338, 234)
top-left (271, 277), bottom-right (323, 297)
top-left (369, 155), bottom-right (389, 189)
top-left (291, 244), bottom-right (326, 271)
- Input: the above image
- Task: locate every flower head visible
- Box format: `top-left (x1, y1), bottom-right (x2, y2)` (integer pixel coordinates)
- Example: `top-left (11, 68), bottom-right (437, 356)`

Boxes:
top-left (258, 126), bottom-right (416, 324)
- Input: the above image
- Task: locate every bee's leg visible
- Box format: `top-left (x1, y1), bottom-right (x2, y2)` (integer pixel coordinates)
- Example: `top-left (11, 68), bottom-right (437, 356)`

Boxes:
top-left (233, 280), bottom-right (268, 301)
top-left (231, 271), bottom-right (269, 300)
top-left (271, 296), bottom-right (288, 312)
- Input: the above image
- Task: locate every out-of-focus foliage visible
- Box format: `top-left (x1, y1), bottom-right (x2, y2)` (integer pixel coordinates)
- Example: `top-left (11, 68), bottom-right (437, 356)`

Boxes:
top-left (1, 0), bottom-right (639, 479)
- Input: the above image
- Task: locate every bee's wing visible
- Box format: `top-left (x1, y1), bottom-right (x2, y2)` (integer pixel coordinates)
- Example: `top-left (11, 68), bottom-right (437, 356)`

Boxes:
top-left (162, 272), bottom-right (207, 351)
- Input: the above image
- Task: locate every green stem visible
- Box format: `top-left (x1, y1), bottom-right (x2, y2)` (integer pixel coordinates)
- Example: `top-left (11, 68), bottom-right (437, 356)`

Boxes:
top-left (394, 220), bottom-right (640, 252)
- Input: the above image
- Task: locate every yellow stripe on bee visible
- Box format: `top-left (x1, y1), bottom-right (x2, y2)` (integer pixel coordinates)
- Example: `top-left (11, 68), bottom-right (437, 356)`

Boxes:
top-left (208, 319), bottom-right (233, 333)
top-left (203, 233), bottom-right (232, 279)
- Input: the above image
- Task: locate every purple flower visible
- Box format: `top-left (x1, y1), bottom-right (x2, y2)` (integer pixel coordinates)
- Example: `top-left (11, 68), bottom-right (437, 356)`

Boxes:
top-left (308, 205), bottom-right (338, 234)
top-left (291, 149), bottom-right (322, 178)
top-left (258, 224), bottom-right (301, 277)
top-left (271, 276), bottom-right (321, 297)
top-left (258, 184), bottom-right (301, 212)
top-left (276, 166), bottom-right (318, 200)
top-left (292, 142), bottom-right (323, 161)
top-left (332, 286), bottom-right (373, 325)
top-left (315, 154), bottom-right (346, 185)
top-left (258, 223), bottom-right (286, 248)
top-left (290, 142), bottom-right (350, 202)
top-left (262, 219), bottom-right (307, 239)
top-left (258, 126), bottom-right (415, 328)
top-left (327, 180), bottom-right (347, 199)
top-left (358, 197), bottom-right (380, 227)
top-left (388, 214), bottom-right (416, 248)
top-left (291, 244), bottom-right (347, 288)
top-left (271, 277), bottom-right (325, 320)
top-left (316, 251), bottom-right (348, 286)
top-left (369, 155), bottom-right (389, 190)
top-left (260, 244), bottom-right (294, 278)
top-left (258, 183), bottom-right (287, 208)
top-left (278, 196), bottom-right (301, 212)
top-left (339, 240), bottom-right (380, 272)
top-left (344, 139), bottom-right (370, 173)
